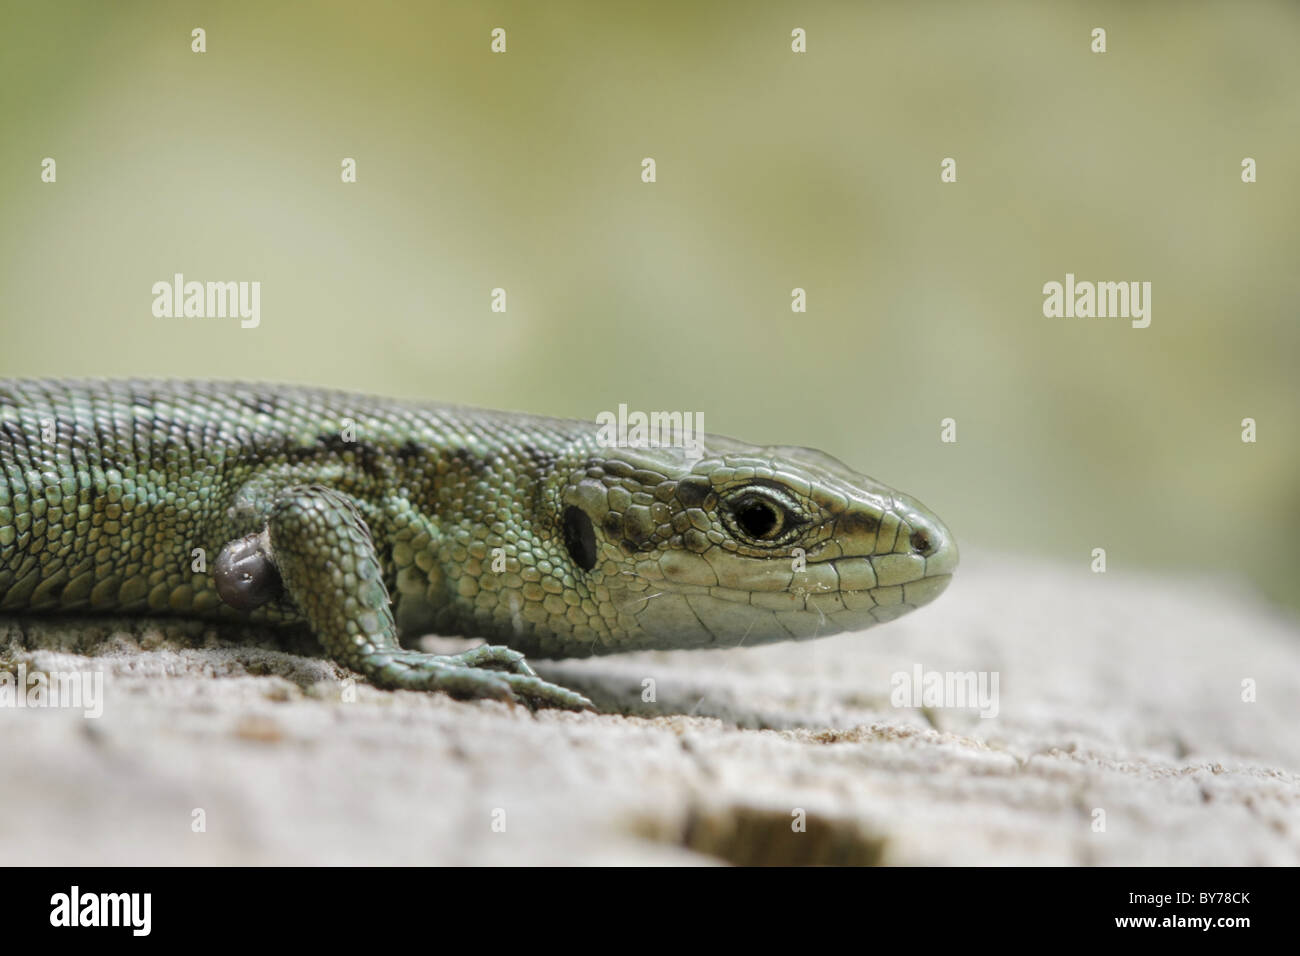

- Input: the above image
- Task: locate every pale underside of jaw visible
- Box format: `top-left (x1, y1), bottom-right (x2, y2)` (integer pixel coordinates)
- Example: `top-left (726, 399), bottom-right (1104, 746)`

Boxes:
top-left (622, 571), bottom-right (954, 647)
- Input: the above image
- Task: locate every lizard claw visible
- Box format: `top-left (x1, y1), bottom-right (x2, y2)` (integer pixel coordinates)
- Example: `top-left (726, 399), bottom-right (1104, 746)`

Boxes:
top-left (364, 649), bottom-right (595, 711)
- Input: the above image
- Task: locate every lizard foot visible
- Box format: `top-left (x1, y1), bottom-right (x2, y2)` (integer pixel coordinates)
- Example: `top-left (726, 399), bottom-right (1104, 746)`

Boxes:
top-left (430, 643), bottom-right (538, 676)
top-left (364, 649), bottom-right (595, 712)
top-left (256, 484), bottom-right (595, 712)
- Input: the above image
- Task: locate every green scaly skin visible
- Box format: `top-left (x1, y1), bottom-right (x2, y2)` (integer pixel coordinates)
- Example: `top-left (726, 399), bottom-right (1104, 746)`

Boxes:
top-left (0, 379), bottom-right (958, 711)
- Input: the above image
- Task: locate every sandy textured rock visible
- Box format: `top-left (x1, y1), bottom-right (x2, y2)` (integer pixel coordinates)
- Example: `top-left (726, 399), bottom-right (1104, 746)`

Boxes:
top-left (1, 551), bottom-right (1297, 865)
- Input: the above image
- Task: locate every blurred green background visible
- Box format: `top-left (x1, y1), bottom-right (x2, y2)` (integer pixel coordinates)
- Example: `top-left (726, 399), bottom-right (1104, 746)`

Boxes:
top-left (1, 1), bottom-right (1296, 609)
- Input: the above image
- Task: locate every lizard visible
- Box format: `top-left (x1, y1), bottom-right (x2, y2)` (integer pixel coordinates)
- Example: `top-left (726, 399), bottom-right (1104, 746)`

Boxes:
top-left (0, 378), bottom-right (957, 711)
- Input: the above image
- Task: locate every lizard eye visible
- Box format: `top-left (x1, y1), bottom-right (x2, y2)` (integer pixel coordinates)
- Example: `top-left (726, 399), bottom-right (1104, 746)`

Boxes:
top-left (725, 488), bottom-right (803, 543)
top-left (735, 498), bottom-right (782, 538)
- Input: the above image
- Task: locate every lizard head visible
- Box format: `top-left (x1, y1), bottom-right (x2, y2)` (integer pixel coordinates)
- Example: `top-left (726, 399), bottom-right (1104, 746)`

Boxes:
top-left (548, 434), bottom-right (957, 655)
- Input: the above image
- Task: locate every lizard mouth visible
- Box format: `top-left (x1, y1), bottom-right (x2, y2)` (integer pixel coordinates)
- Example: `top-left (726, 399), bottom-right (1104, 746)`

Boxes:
top-left (628, 526), bottom-right (958, 624)
top-left (617, 565), bottom-right (955, 649)
top-left (712, 568), bottom-right (953, 619)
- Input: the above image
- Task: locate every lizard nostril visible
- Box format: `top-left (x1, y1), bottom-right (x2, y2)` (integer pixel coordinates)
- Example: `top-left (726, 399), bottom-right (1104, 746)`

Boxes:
top-left (909, 529), bottom-right (934, 557)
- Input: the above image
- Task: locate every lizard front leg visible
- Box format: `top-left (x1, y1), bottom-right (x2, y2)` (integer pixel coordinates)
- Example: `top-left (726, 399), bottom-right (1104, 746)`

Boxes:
top-left (216, 484), bottom-right (593, 711)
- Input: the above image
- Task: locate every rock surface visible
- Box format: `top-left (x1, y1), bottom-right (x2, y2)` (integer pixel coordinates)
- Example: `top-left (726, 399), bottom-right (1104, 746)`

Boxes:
top-left (2, 551), bottom-right (1297, 865)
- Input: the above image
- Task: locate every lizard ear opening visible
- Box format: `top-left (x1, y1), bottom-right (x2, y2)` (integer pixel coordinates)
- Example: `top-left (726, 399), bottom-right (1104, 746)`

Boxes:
top-left (561, 506), bottom-right (598, 572)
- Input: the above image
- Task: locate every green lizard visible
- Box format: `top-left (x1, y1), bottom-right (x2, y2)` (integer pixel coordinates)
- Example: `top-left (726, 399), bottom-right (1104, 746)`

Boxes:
top-left (0, 379), bottom-right (957, 710)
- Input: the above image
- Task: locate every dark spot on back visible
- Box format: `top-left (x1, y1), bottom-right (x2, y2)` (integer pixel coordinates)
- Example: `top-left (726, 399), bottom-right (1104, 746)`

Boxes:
top-left (520, 444), bottom-right (559, 474)
top-left (285, 433), bottom-right (389, 478)
top-left (237, 393), bottom-right (280, 417)
top-left (450, 446), bottom-right (488, 476)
